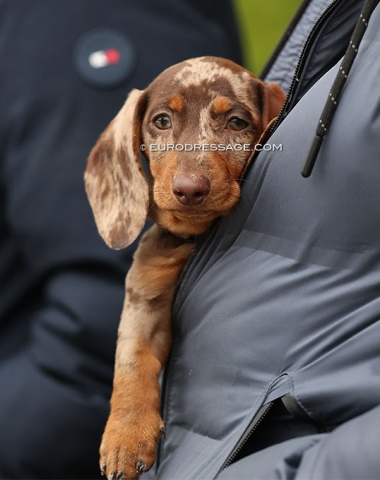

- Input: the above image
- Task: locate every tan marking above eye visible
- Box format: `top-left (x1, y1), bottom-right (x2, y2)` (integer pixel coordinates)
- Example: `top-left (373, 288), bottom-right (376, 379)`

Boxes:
top-left (212, 96), bottom-right (233, 115)
top-left (167, 95), bottom-right (184, 112)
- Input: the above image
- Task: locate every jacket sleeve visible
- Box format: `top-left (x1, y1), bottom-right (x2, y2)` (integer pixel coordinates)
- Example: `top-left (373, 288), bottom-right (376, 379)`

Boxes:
top-left (0, 269), bottom-right (129, 479)
top-left (0, 54), bottom-right (134, 480)
top-left (218, 405), bottom-right (380, 480)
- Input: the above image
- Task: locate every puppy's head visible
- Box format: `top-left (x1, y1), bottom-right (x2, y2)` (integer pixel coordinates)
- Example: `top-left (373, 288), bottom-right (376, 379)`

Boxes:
top-left (85, 56), bottom-right (285, 249)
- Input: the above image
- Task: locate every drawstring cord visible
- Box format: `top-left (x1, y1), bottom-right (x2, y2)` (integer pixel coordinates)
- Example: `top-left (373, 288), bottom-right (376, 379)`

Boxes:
top-left (301, 0), bottom-right (379, 177)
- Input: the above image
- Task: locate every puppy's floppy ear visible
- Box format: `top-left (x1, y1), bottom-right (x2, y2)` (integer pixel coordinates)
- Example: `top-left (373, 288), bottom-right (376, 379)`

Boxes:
top-left (85, 89), bottom-right (148, 250)
top-left (261, 81), bottom-right (286, 128)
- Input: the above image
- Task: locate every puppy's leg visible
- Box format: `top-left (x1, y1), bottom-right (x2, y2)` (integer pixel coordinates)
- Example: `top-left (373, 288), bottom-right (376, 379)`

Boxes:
top-left (100, 224), bottom-right (195, 479)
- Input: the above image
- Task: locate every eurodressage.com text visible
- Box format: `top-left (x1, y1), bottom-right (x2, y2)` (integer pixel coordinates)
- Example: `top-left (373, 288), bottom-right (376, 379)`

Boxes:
top-left (140, 143), bottom-right (283, 153)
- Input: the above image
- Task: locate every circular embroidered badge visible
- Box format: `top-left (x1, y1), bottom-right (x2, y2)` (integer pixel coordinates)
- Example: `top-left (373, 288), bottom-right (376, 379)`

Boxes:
top-left (74, 28), bottom-right (136, 88)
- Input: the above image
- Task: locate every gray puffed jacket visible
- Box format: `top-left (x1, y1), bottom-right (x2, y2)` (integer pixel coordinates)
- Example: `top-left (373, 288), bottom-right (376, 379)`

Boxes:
top-left (152, 0), bottom-right (380, 478)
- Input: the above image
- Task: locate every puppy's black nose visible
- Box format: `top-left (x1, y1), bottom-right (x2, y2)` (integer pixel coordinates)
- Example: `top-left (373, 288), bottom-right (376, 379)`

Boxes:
top-left (172, 174), bottom-right (210, 206)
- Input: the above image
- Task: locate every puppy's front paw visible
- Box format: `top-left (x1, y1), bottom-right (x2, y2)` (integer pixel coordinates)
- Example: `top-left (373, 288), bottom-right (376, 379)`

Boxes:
top-left (100, 411), bottom-right (165, 479)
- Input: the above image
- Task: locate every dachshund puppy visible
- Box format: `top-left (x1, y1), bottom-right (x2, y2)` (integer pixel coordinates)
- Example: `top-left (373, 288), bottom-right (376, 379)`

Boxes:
top-left (85, 56), bottom-right (285, 479)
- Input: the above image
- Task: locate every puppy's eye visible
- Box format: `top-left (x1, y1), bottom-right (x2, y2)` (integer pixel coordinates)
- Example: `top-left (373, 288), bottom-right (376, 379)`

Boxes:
top-left (228, 117), bottom-right (248, 131)
top-left (154, 115), bottom-right (172, 129)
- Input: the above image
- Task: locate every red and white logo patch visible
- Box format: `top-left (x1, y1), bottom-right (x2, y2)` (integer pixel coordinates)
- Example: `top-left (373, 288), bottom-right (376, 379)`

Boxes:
top-left (74, 28), bottom-right (135, 87)
top-left (88, 48), bottom-right (121, 69)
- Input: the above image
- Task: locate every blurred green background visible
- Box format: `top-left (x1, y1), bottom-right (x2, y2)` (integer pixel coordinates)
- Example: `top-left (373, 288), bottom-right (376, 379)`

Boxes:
top-left (234, 0), bottom-right (302, 74)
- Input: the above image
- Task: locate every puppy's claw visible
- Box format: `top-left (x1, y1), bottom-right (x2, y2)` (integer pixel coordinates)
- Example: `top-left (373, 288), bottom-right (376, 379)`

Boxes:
top-left (108, 472), bottom-right (116, 480)
top-left (160, 426), bottom-right (166, 438)
top-left (136, 460), bottom-right (147, 475)
top-left (116, 472), bottom-right (124, 480)
top-left (100, 463), bottom-right (107, 476)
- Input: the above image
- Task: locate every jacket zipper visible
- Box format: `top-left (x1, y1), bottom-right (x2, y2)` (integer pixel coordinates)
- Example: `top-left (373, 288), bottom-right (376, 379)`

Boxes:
top-left (217, 3), bottom-right (343, 473)
top-left (220, 401), bottom-right (274, 472)
top-left (266, 0), bottom-right (343, 139)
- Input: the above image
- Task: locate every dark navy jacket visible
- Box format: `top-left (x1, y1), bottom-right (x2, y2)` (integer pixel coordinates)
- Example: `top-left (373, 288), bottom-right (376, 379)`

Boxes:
top-left (0, 1), bottom-right (240, 478)
top-left (154, 0), bottom-right (380, 478)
